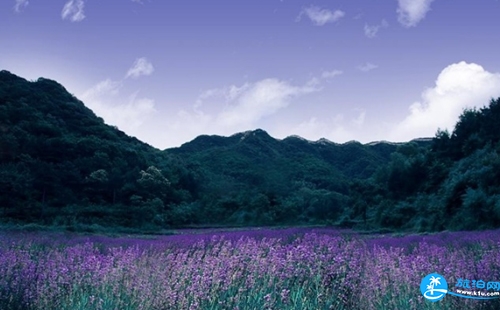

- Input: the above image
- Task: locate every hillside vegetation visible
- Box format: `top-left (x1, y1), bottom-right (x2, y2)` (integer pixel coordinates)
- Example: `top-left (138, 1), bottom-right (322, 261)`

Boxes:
top-left (1, 70), bottom-right (499, 232)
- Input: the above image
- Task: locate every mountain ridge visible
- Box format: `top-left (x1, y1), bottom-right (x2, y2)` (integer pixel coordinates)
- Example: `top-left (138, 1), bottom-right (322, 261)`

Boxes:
top-left (1, 70), bottom-right (431, 151)
top-left (172, 128), bottom-right (432, 152)
top-left (6, 69), bottom-right (500, 232)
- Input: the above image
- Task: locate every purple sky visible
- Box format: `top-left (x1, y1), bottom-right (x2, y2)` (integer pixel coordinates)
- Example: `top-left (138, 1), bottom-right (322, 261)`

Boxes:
top-left (2, 0), bottom-right (500, 149)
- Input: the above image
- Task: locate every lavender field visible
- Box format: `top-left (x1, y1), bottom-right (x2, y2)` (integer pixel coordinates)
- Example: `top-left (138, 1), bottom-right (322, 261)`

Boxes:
top-left (1, 228), bottom-right (500, 310)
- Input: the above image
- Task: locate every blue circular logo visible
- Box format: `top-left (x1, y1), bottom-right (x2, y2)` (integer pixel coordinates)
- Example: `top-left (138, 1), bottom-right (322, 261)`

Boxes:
top-left (420, 273), bottom-right (448, 302)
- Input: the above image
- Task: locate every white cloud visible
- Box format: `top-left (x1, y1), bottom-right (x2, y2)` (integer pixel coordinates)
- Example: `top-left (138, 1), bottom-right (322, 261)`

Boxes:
top-left (215, 79), bottom-right (318, 129)
top-left (126, 58), bottom-right (154, 79)
top-left (62, 0), bottom-right (85, 22)
top-left (81, 79), bottom-right (121, 99)
top-left (14, 0), bottom-right (29, 12)
top-left (391, 61), bottom-right (500, 141)
top-left (364, 19), bottom-right (388, 38)
top-left (197, 84), bottom-right (250, 103)
top-left (195, 83), bottom-right (250, 111)
top-left (292, 117), bottom-right (329, 140)
top-left (81, 79), bottom-right (156, 134)
top-left (292, 114), bottom-right (358, 143)
top-left (329, 125), bottom-right (356, 142)
top-left (162, 78), bottom-right (320, 146)
top-left (321, 70), bottom-right (343, 79)
top-left (353, 13), bottom-right (363, 20)
top-left (115, 94), bottom-right (156, 131)
top-left (159, 71), bottom-right (356, 147)
top-left (297, 6), bottom-right (345, 26)
top-left (352, 109), bottom-right (366, 126)
top-left (168, 109), bottom-right (213, 146)
top-left (358, 62), bottom-right (378, 72)
top-left (397, 0), bottom-right (435, 28)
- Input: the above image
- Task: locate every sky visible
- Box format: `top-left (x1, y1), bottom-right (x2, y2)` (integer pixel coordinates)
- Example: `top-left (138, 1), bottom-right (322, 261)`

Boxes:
top-left (2, 0), bottom-right (500, 150)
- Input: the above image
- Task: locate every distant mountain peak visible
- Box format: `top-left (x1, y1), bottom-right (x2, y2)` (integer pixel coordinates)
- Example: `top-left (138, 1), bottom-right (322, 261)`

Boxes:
top-left (0, 70), bottom-right (25, 82)
top-left (343, 140), bottom-right (362, 145)
top-left (231, 128), bottom-right (269, 136)
top-left (365, 140), bottom-right (401, 146)
top-left (252, 128), bottom-right (266, 133)
top-left (238, 129), bottom-right (272, 142)
top-left (285, 135), bottom-right (342, 145)
top-left (249, 128), bottom-right (271, 137)
top-left (235, 130), bottom-right (254, 141)
top-left (286, 135), bottom-right (307, 140)
top-left (365, 137), bottom-right (433, 146)
top-left (313, 138), bottom-right (336, 145)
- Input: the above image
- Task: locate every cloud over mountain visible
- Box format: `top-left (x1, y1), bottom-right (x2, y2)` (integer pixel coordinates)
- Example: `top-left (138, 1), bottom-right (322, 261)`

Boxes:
top-left (391, 61), bottom-right (500, 141)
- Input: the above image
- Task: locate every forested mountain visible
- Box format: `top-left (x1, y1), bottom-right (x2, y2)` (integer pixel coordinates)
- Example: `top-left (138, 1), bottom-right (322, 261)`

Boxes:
top-left (1, 70), bottom-right (499, 233)
top-left (349, 98), bottom-right (500, 231)
top-left (0, 70), bottom-right (198, 230)
top-left (167, 130), bottom-right (430, 225)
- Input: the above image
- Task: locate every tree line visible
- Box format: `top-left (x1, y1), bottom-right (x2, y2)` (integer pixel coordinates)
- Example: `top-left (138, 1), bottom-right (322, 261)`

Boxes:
top-left (1, 70), bottom-right (499, 232)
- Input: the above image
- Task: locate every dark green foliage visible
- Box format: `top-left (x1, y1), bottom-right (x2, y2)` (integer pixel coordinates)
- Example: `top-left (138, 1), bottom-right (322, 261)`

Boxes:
top-left (166, 130), bottom-right (403, 226)
top-left (2, 70), bottom-right (499, 233)
top-left (349, 97), bottom-right (500, 232)
top-left (0, 71), bottom-right (193, 229)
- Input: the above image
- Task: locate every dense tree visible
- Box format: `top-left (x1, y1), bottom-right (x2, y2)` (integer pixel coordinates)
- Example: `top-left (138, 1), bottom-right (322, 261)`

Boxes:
top-left (2, 70), bottom-right (500, 233)
top-left (348, 97), bottom-right (500, 232)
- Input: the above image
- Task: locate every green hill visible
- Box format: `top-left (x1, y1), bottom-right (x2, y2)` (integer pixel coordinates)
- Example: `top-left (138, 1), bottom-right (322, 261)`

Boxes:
top-left (166, 129), bottom-right (431, 225)
top-left (4, 70), bottom-right (497, 233)
top-left (0, 70), bottom-right (196, 230)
